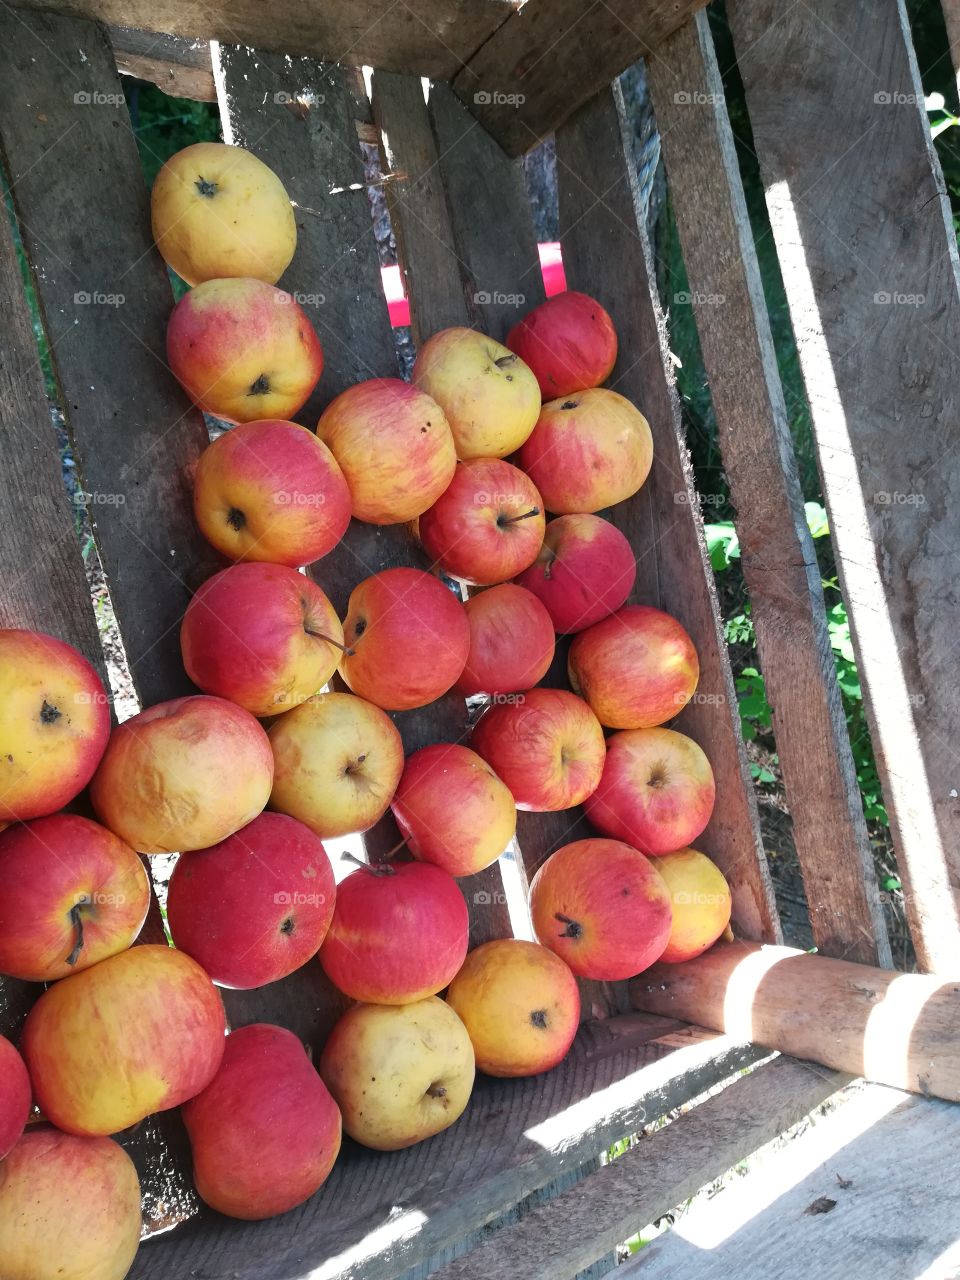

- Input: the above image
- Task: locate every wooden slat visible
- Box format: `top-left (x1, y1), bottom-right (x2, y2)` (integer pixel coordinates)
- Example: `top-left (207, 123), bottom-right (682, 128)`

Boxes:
top-left (554, 83), bottom-right (780, 946)
top-left (645, 14), bottom-right (890, 968)
top-left (728, 0), bottom-right (960, 972)
top-left (128, 1015), bottom-right (768, 1280)
top-left (452, 0), bottom-right (709, 158)
top-left (429, 1056), bottom-right (847, 1280)
top-left (110, 26), bottom-right (216, 101)
top-left (942, 0), bottom-right (960, 95)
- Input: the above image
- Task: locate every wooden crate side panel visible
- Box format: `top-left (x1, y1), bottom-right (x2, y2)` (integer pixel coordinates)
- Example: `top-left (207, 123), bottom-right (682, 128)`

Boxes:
top-left (729, 0), bottom-right (960, 972)
top-left (554, 83), bottom-right (780, 946)
top-left (110, 26), bottom-right (217, 101)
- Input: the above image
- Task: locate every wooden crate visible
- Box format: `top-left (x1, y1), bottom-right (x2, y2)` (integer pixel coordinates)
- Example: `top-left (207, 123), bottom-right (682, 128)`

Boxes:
top-left (1, 1), bottom-right (959, 1275)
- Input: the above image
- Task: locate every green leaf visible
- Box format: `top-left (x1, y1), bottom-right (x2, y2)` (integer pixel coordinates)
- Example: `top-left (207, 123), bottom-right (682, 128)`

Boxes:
top-left (705, 521), bottom-right (740, 571)
top-left (804, 501), bottom-right (830, 538)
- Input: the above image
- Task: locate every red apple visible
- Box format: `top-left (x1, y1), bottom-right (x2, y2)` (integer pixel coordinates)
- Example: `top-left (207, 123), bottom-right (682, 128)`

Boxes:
top-left (584, 728), bottom-right (715, 856)
top-left (470, 687), bottom-right (605, 811)
top-left (418, 458), bottom-right (545, 585)
top-left (516, 388), bottom-right (653, 514)
top-left (0, 629), bottom-right (110, 822)
top-left (390, 743), bottom-right (516, 877)
top-left (193, 419), bottom-right (351, 566)
top-left (514, 513), bottom-right (636, 634)
top-left (90, 695), bottom-right (273, 854)
top-left (22, 945), bottom-right (226, 1136)
top-left (0, 1036), bottom-right (30, 1159)
top-left (181, 562), bottom-right (345, 717)
top-left (319, 860), bottom-right (469, 1003)
top-left (528, 838), bottom-right (672, 979)
top-left (182, 1023), bottom-right (341, 1220)
top-left (316, 377), bottom-right (456, 523)
top-left (167, 811), bottom-right (335, 989)
top-left (167, 277), bottom-right (323, 423)
top-left (339, 568), bottom-right (470, 711)
top-left (568, 605), bottom-right (700, 729)
top-left (456, 584), bottom-right (555, 696)
top-left (506, 291), bottom-right (618, 398)
top-left (0, 814), bottom-right (150, 982)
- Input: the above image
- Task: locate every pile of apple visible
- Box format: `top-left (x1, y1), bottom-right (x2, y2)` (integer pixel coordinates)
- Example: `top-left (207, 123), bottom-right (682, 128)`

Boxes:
top-left (0, 142), bottom-right (733, 1279)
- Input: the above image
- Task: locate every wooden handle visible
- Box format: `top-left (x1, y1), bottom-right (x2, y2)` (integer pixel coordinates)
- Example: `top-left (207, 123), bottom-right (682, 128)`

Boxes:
top-left (631, 941), bottom-right (960, 1102)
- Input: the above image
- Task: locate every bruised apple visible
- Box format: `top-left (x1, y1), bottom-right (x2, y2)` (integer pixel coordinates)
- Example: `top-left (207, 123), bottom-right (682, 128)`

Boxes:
top-left (0, 1036), bottom-right (30, 1160)
top-left (506, 291), bottom-right (617, 398)
top-left (514, 514), bottom-right (636, 634)
top-left (655, 848), bottom-right (732, 964)
top-left (456, 584), bottom-right (555, 697)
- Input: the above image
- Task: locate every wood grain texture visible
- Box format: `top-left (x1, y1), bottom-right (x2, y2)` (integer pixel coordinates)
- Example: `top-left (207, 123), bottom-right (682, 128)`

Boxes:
top-left (110, 26), bottom-right (216, 101)
top-left (430, 1055), bottom-right (847, 1280)
top-left (452, 0), bottom-right (709, 158)
top-left (129, 1016), bottom-right (768, 1279)
top-left (728, 0), bottom-right (960, 973)
top-left (554, 83), bottom-right (780, 946)
top-left (646, 13), bottom-right (890, 968)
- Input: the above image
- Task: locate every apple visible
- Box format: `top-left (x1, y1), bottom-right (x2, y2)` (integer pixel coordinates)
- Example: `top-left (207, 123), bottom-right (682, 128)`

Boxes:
top-left (316, 377), bottom-right (457, 524)
top-left (655, 848), bottom-right (732, 964)
top-left (506, 291), bottom-right (618, 398)
top-left (167, 278), bottom-right (323, 423)
top-left (339, 567), bottom-right (470, 711)
top-left (22, 945), bottom-right (225, 1136)
top-left (514, 513), bottom-right (636, 634)
top-left (90, 695), bottom-right (273, 854)
top-left (516, 388), bottom-right (653, 514)
top-left (455, 584), bottom-right (555, 697)
top-left (0, 1036), bottom-right (30, 1159)
top-left (319, 860), bottom-right (469, 1003)
top-left (418, 458), bottom-right (545, 585)
top-left (320, 996), bottom-right (474, 1150)
top-left (412, 327), bottom-right (541, 459)
top-left (0, 1129), bottom-right (141, 1280)
top-left (167, 811), bottom-right (335, 989)
top-left (568, 605), bottom-right (700, 729)
top-left (528, 838), bottom-right (672, 980)
top-left (182, 1023), bottom-right (341, 1220)
top-left (181, 562), bottom-right (345, 717)
top-left (0, 814), bottom-right (150, 982)
top-left (446, 939), bottom-right (580, 1077)
top-left (193, 419), bottom-right (351, 566)
top-left (470, 687), bottom-right (605, 811)
top-left (268, 691), bottom-right (404, 838)
top-left (390, 743), bottom-right (516, 877)
top-left (583, 728), bottom-right (715, 856)
top-left (151, 141), bottom-right (296, 285)
top-left (0, 629), bottom-right (110, 822)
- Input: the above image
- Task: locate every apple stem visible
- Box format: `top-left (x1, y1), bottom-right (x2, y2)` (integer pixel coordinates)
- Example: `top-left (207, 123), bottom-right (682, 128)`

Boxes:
top-left (499, 507), bottom-right (541, 526)
top-left (305, 629), bottom-right (355, 656)
top-left (555, 912), bottom-right (584, 939)
top-left (340, 850), bottom-right (399, 876)
top-left (66, 902), bottom-right (86, 967)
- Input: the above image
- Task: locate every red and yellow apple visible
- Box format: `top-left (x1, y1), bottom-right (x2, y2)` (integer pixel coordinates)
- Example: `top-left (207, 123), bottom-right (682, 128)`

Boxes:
top-left (182, 1023), bottom-right (341, 1220)
top-left (0, 1129), bottom-right (141, 1280)
top-left (167, 811), bottom-right (335, 989)
top-left (193, 419), bottom-right (351, 565)
top-left (320, 996), bottom-right (474, 1150)
top-left (0, 1036), bottom-right (30, 1159)
top-left (584, 728), bottom-right (715, 856)
top-left (181, 562), bottom-right (344, 716)
top-left (529, 838), bottom-right (672, 979)
top-left (418, 458), bottom-right (545, 585)
top-left (506, 291), bottom-right (617, 398)
top-left (390, 743), bottom-right (516, 877)
top-left (319, 860), bottom-right (468, 1003)
top-left (167, 278), bottom-right (323, 422)
top-left (0, 814), bottom-right (150, 982)
top-left (655, 848), bottom-right (732, 964)
top-left (0, 629), bottom-right (110, 822)
top-left (339, 568), bottom-right (470, 711)
top-left (514, 513), bottom-right (636, 634)
top-left (516, 388), bottom-right (653, 514)
top-left (151, 141), bottom-right (296, 285)
top-left (455, 584), bottom-right (555, 697)
top-left (412, 327), bottom-right (540, 459)
top-left (91, 696), bottom-right (273, 854)
top-left (268, 692), bottom-right (404, 838)
top-left (22, 945), bottom-right (226, 1136)
top-left (470, 687), bottom-right (605, 811)
top-left (316, 378), bottom-right (456, 523)
top-left (568, 605), bottom-right (700, 729)
top-left (446, 939), bottom-right (580, 1077)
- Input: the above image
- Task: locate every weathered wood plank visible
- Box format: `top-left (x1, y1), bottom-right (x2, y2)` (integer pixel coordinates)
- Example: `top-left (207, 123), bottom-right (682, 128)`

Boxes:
top-left (555, 83), bottom-right (781, 946)
top-left (728, 0), bottom-right (960, 972)
top-left (110, 26), bottom-right (216, 101)
top-left (646, 13), bottom-right (890, 968)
